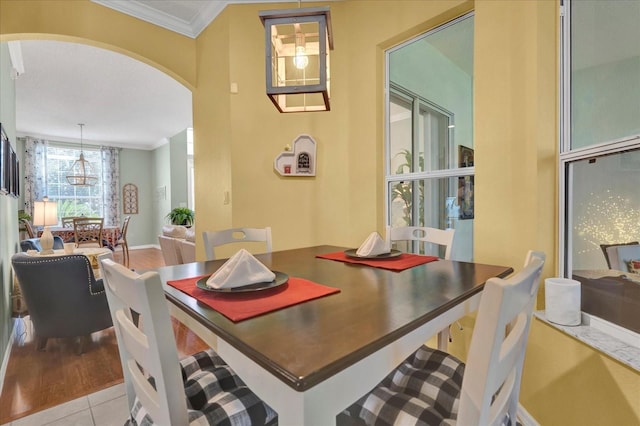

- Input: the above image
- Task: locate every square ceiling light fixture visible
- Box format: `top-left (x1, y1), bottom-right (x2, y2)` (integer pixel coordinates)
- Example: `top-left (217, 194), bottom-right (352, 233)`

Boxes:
top-left (259, 6), bottom-right (333, 113)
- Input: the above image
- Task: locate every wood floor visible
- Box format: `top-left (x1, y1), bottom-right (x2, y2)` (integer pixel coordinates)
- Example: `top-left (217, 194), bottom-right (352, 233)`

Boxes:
top-left (0, 248), bottom-right (208, 424)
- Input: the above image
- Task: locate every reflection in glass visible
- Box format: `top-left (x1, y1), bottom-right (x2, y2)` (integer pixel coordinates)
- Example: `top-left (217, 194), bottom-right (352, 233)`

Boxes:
top-left (569, 149), bottom-right (640, 271)
top-left (386, 13), bottom-right (474, 261)
top-left (388, 176), bottom-right (470, 258)
top-left (570, 1), bottom-right (640, 149)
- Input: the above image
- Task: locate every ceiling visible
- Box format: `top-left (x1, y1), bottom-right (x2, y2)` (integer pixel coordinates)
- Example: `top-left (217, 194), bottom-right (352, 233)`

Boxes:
top-left (11, 0), bottom-right (301, 150)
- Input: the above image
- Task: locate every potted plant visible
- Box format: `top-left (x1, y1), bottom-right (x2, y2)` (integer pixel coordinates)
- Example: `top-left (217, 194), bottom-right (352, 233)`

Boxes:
top-left (18, 210), bottom-right (32, 229)
top-left (166, 207), bottom-right (194, 227)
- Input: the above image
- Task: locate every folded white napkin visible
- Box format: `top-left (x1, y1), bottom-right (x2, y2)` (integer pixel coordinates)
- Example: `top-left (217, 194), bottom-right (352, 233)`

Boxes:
top-left (206, 249), bottom-right (276, 289)
top-left (356, 232), bottom-right (391, 257)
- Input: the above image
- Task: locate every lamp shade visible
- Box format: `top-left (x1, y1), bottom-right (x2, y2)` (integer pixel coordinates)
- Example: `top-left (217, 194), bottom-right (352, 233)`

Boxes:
top-left (33, 196), bottom-right (58, 255)
top-left (259, 6), bottom-right (333, 113)
top-left (33, 197), bottom-right (58, 227)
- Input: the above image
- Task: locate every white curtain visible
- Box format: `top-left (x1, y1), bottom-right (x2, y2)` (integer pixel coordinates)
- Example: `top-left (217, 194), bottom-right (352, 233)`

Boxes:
top-left (101, 146), bottom-right (120, 227)
top-left (23, 137), bottom-right (48, 217)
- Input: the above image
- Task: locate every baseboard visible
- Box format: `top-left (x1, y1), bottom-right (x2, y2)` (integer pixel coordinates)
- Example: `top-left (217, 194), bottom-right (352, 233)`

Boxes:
top-left (518, 403), bottom-right (540, 426)
top-left (129, 244), bottom-right (159, 250)
top-left (0, 319), bottom-right (19, 398)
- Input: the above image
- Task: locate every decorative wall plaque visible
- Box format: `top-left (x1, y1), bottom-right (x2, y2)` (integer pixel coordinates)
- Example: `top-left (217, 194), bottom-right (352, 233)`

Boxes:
top-left (274, 134), bottom-right (317, 176)
top-left (123, 183), bottom-right (139, 214)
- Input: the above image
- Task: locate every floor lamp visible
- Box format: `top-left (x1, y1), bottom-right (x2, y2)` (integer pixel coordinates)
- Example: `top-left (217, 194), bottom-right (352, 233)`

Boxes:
top-left (33, 197), bottom-right (58, 255)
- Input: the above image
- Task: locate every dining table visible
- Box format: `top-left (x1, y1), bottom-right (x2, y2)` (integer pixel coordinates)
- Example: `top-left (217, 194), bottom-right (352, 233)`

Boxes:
top-left (154, 245), bottom-right (513, 425)
top-left (38, 225), bottom-right (121, 248)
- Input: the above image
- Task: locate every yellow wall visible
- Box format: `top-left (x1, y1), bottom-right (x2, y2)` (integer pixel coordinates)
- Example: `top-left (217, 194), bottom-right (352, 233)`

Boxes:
top-left (1, 0), bottom-right (638, 424)
top-left (194, 0), bottom-right (473, 259)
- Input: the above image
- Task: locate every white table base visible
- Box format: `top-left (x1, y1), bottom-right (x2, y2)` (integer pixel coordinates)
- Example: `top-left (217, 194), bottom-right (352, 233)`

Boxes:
top-left (169, 292), bottom-right (481, 425)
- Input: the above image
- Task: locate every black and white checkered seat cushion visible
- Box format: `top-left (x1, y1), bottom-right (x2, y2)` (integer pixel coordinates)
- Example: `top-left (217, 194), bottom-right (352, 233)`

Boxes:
top-left (339, 346), bottom-right (464, 426)
top-left (129, 349), bottom-right (278, 426)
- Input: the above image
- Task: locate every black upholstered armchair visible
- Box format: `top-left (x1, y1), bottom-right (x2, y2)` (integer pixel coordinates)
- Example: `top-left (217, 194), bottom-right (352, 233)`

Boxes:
top-left (20, 236), bottom-right (65, 252)
top-left (11, 253), bottom-right (113, 353)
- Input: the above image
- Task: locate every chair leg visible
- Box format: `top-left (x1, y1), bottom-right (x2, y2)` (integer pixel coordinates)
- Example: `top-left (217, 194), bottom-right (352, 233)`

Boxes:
top-left (36, 336), bottom-right (48, 351)
top-left (123, 243), bottom-right (129, 268)
top-left (75, 335), bottom-right (89, 355)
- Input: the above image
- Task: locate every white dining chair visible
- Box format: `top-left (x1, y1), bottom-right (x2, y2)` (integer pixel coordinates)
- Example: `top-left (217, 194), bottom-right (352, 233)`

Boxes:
top-left (339, 250), bottom-right (545, 426)
top-left (389, 226), bottom-right (455, 259)
top-left (98, 256), bottom-right (278, 425)
top-left (391, 226), bottom-right (457, 347)
top-left (202, 227), bottom-right (272, 261)
top-left (158, 235), bottom-right (183, 265)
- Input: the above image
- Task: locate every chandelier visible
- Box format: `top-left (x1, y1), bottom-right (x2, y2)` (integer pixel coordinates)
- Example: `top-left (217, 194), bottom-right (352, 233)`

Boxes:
top-left (259, 6), bottom-right (333, 113)
top-left (66, 123), bottom-right (98, 186)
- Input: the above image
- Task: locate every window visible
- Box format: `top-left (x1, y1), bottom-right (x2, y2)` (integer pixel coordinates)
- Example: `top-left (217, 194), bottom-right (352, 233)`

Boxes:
top-left (46, 144), bottom-right (104, 219)
top-left (560, 0), bottom-right (640, 334)
top-left (385, 13), bottom-right (474, 261)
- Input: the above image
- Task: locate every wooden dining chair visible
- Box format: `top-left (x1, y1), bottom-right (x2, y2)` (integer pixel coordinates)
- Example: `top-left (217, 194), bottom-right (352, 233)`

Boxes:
top-left (98, 257), bottom-right (278, 425)
top-left (339, 250), bottom-right (545, 426)
top-left (115, 216), bottom-right (131, 267)
top-left (21, 218), bottom-right (36, 238)
top-left (61, 216), bottom-right (79, 228)
top-left (389, 226), bottom-right (455, 259)
top-left (202, 227), bottom-right (272, 261)
top-left (73, 217), bottom-right (104, 247)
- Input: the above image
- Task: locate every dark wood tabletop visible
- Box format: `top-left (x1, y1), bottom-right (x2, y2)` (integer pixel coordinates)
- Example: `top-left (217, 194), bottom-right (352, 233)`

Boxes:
top-left (155, 245), bottom-right (513, 392)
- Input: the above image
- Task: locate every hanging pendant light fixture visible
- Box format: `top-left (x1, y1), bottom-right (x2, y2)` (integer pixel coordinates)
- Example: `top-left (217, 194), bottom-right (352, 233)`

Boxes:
top-left (259, 6), bottom-right (333, 113)
top-left (66, 123), bottom-right (98, 186)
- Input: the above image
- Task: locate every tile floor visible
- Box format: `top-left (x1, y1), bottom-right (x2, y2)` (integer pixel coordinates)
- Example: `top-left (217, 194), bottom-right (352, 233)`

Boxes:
top-left (1, 384), bottom-right (129, 426)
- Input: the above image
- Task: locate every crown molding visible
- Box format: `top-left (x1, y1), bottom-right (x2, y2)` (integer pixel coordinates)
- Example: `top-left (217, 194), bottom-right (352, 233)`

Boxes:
top-left (91, 0), bottom-right (226, 38)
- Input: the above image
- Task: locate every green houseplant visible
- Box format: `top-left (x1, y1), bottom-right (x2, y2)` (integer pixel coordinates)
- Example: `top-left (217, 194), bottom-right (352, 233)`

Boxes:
top-left (392, 149), bottom-right (424, 226)
top-left (166, 207), bottom-right (194, 226)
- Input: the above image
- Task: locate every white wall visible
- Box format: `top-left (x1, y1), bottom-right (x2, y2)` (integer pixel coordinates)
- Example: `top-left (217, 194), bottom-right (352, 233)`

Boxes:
top-left (0, 42), bottom-right (19, 373)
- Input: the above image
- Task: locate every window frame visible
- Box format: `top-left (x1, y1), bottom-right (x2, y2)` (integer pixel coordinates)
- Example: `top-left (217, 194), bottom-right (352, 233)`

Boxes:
top-left (558, 0), bottom-right (640, 276)
top-left (45, 142), bottom-right (105, 220)
top-left (384, 12), bottom-right (475, 259)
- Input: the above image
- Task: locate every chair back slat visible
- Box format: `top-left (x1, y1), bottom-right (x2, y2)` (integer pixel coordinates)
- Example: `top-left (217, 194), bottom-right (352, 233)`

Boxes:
top-left (99, 257), bottom-right (187, 425)
top-left (202, 227), bottom-right (272, 261)
top-left (458, 250), bottom-right (545, 426)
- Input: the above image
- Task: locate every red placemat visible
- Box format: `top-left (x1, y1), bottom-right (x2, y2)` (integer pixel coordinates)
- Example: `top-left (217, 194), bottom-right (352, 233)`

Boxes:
top-left (167, 275), bottom-right (340, 322)
top-left (316, 251), bottom-right (439, 271)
